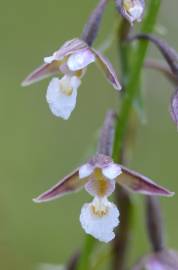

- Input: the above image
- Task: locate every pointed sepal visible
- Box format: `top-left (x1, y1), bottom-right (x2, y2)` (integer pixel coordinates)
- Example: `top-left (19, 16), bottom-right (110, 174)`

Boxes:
top-left (22, 62), bottom-right (60, 86)
top-left (117, 165), bottom-right (174, 196)
top-left (33, 169), bottom-right (88, 203)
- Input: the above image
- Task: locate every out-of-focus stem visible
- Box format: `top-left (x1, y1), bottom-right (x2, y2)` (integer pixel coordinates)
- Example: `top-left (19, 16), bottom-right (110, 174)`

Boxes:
top-left (112, 186), bottom-right (133, 270)
top-left (81, 0), bottom-right (109, 46)
top-left (144, 58), bottom-right (178, 85)
top-left (67, 251), bottom-right (80, 270)
top-left (118, 18), bottom-right (131, 84)
top-left (145, 196), bottom-right (165, 252)
top-left (112, 18), bottom-right (133, 270)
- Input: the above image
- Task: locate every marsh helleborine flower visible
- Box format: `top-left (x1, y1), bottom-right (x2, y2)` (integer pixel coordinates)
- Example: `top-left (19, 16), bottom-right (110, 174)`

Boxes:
top-left (115, 0), bottom-right (145, 25)
top-left (22, 39), bottom-right (121, 120)
top-left (33, 154), bottom-right (173, 243)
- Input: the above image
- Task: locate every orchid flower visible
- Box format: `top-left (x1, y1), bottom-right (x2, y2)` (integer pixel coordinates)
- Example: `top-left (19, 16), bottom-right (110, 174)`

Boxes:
top-left (115, 0), bottom-right (145, 25)
top-left (22, 39), bottom-right (121, 120)
top-left (33, 154), bottom-right (174, 243)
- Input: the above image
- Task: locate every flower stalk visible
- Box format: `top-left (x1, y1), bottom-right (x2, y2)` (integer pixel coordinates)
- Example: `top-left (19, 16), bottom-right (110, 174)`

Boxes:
top-left (112, 0), bottom-right (161, 269)
top-left (113, 0), bottom-right (161, 162)
top-left (145, 196), bottom-right (164, 252)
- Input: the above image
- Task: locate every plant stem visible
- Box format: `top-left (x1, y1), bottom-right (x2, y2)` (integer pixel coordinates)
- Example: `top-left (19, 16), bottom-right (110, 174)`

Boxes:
top-left (145, 196), bottom-right (165, 252)
top-left (76, 236), bottom-right (96, 270)
top-left (112, 1), bottom-right (161, 269)
top-left (113, 0), bottom-right (161, 162)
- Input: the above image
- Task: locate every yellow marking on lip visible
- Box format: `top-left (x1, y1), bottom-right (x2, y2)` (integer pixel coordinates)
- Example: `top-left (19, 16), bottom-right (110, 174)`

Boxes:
top-left (94, 169), bottom-right (109, 197)
top-left (91, 205), bottom-right (108, 217)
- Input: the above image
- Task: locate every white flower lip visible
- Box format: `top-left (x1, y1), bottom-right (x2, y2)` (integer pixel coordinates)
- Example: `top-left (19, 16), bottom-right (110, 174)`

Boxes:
top-left (46, 75), bottom-right (81, 120)
top-left (80, 197), bottom-right (120, 243)
top-left (67, 49), bottom-right (95, 71)
top-left (79, 164), bottom-right (94, 179)
top-left (102, 163), bottom-right (122, 180)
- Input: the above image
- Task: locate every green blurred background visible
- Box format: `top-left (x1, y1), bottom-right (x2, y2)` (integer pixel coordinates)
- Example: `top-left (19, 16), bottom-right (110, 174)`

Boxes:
top-left (0, 0), bottom-right (178, 269)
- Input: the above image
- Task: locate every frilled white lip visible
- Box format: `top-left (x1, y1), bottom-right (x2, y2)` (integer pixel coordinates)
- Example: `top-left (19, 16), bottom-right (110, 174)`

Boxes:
top-left (80, 197), bottom-right (120, 243)
top-left (79, 163), bottom-right (122, 180)
top-left (46, 75), bottom-right (81, 119)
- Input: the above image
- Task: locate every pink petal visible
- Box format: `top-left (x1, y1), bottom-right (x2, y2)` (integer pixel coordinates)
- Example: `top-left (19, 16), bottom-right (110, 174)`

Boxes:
top-left (117, 165), bottom-right (174, 197)
top-left (54, 38), bottom-right (88, 60)
top-left (33, 169), bottom-right (88, 203)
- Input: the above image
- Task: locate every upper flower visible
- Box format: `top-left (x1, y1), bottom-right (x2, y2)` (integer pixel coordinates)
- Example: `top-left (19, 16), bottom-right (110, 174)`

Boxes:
top-left (115, 0), bottom-right (145, 25)
top-left (22, 38), bottom-right (121, 120)
top-left (33, 154), bottom-right (174, 243)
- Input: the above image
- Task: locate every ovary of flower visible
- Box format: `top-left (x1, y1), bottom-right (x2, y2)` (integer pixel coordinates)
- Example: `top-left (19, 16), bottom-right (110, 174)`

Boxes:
top-left (123, 0), bottom-right (144, 23)
top-left (46, 75), bottom-right (81, 120)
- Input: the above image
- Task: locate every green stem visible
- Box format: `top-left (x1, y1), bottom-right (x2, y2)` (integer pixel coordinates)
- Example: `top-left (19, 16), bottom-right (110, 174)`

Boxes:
top-left (112, 1), bottom-right (161, 270)
top-left (76, 236), bottom-right (96, 270)
top-left (113, 0), bottom-right (161, 163)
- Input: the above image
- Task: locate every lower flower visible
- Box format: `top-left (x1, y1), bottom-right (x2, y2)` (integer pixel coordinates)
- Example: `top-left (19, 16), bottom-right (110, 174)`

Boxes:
top-left (33, 154), bottom-right (174, 243)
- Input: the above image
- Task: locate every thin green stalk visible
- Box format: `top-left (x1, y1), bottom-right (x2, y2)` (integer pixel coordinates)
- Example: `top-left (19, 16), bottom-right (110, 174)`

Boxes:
top-left (112, 1), bottom-right (161, 270)
top-left (76, 236), bottom-right (96, 270)
top-left (113, 0), bottom-right (161, 163)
